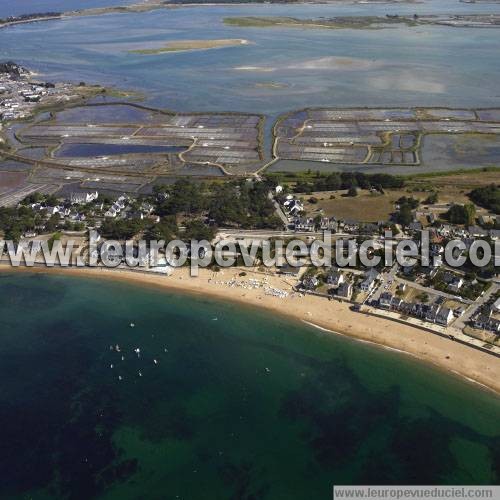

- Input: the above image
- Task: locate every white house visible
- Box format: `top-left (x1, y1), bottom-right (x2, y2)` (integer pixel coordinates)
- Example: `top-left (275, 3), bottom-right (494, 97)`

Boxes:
top-left (359, 268), bottom-right (379, 292)
top-left (448, 277), bottom-right (464, 293)
top-left (70, 191), bottom-right (98, 204)
top-left (337, 282), bottom-right (353, 299)
top-left (105, 207), bottom-right (118, 218)
top-left (436, 307), bottom-right (454, 326)
top-left (283, 198), bottom-right (304, 216)
top-left (327, 269), bottom-right (344, 287)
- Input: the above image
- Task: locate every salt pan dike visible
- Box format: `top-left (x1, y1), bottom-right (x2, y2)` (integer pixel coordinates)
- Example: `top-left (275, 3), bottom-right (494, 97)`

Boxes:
top-left (272, 107), bottom-right (500, 173)
top-left (4, 104), bottom-right (500, 206)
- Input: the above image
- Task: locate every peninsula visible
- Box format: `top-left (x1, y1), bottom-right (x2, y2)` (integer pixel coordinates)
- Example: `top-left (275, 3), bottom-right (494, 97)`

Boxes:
top-left (224, 14), bottom-right (500, 30)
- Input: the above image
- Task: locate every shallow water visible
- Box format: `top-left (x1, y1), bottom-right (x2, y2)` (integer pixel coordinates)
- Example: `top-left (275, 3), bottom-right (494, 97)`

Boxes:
top-left (1, 1), bottom-right (500, 114)
top-left (0, 272), bottom-right (499, 499)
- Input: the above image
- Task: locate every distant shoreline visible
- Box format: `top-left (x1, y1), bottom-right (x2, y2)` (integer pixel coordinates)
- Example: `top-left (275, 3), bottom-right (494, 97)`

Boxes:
top-left (1, 264), bottom-right (499, 396)
top-left (0, 0), bottom-right (421, 30)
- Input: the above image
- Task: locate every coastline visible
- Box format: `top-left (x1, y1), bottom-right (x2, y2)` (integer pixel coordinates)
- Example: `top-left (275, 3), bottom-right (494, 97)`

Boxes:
top-left (2, 264), bottom-right (499, 396)
top-left (0, 0), bottom-right (421, 31)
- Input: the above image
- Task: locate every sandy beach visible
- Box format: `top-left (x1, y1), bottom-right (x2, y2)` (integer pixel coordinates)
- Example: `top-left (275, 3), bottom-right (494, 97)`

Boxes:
top-left (2, 264), bottom-right (500, 395)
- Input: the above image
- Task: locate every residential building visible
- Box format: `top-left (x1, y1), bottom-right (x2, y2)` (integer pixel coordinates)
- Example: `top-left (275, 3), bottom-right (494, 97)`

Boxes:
top-left (337, 282), bottom-right (353, 299)
top-left (359, 268), bottom-right (379, 292)
top-left (294, 217), bottom-right (315, 232)
top-left (448, 277), bottom-right (464, 293)
top-left (436, 307), bottom-right (454, 326)
top-left (326, 269), bottom-right (344, 287)
top-left (302, 276), bottom-right (319, 290)
top-left (70, 191), bottom-right (98, 205)
top-left (379, 292), bottom-right (393, 309)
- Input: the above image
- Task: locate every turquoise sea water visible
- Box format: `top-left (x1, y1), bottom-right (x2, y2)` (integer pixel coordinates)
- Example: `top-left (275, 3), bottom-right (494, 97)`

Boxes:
top-left (0, 272), bottom-right (499, 499)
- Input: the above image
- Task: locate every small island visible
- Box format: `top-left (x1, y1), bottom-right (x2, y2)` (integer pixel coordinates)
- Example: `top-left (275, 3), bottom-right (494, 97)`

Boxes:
top-left (128, 39), bottom-right (249, 55)
top-left (224, 14), bottom-right (500, 30)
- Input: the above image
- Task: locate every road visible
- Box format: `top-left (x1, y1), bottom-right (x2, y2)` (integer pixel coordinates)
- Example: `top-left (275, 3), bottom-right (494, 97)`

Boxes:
top-left (370, 263), bottom-right (400, 304)
top-left (267, 191), bottom-right (290, 228)
top-left (395, 276), bottom-right (474, 305)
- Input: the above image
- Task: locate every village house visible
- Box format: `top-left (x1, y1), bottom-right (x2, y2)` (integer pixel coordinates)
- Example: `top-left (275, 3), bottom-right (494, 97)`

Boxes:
top-left (408, 221), bottom-right (422, 233)
top-left (319, 217), bottom-right (338, 232)
top-left (294, 217), bottom-right (315, 232)
top-left (326, 268), bottom-right (344, 288)
top-left (448, 277), bottom-right (464, 293)
top-left (277, 263), bottom-right (301, 277)
top-left (283, 197), bottom-right (304, 217)
top-left (105, 207), bottom-right (118, 218)
top-left (379, 292), bottom-right (393, 309)
top-left (341, 219), bottom-right (359, 233)
top-left (479, 214), bottom-right (496, 226)
top-left (435, 307), bottom-right (454, 326)
top-left (493, 297), bottom-right (500, 313)
top-left (337, 282), bottom-right (353, 299)
top-left (468, 225), bottom-right (488, 238)
top-left (425, 304), bottom-right (440, 323)
top-left (70, 191), bottom-right (99, 205)
top-left (489, 229), bottom-right (500, 241)
top-left (359, 268), bottom-right (379, 293)
top-left (301, 275), bottom-right (319, 291)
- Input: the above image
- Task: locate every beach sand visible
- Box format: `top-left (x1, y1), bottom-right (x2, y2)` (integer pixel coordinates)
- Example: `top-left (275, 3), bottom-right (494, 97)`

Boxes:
top-left (2, 264), bottom-right (500, 395)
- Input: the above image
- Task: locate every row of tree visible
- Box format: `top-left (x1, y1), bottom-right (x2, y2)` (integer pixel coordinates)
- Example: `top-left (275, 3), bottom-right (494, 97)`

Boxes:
top-left (277, 172), bottom-right (405, 194)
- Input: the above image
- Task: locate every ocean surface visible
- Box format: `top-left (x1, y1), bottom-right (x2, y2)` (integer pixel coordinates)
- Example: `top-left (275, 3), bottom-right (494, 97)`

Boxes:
top-left (0, 272), bottom-right (499, 499)
top-left (1, 1), bottom-right (500, 114)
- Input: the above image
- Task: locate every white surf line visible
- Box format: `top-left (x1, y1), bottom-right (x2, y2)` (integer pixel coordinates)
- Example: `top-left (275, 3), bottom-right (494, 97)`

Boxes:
top-left (302, 320), bottom-right (418, 358)
top-left (302, 320), bottom-right (500, 396)
top-left (449, 370), bottom-right (498, 394)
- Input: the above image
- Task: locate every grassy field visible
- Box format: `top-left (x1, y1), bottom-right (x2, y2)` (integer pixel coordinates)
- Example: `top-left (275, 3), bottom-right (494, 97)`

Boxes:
top-left (406, 170), bottom-right (499, 196)
top-left (284, 168), bottom-right (499, 222)
top-left (299, 189), bottom-right (406, 221)
top-left (298, 177), bottom-right (498, 222)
